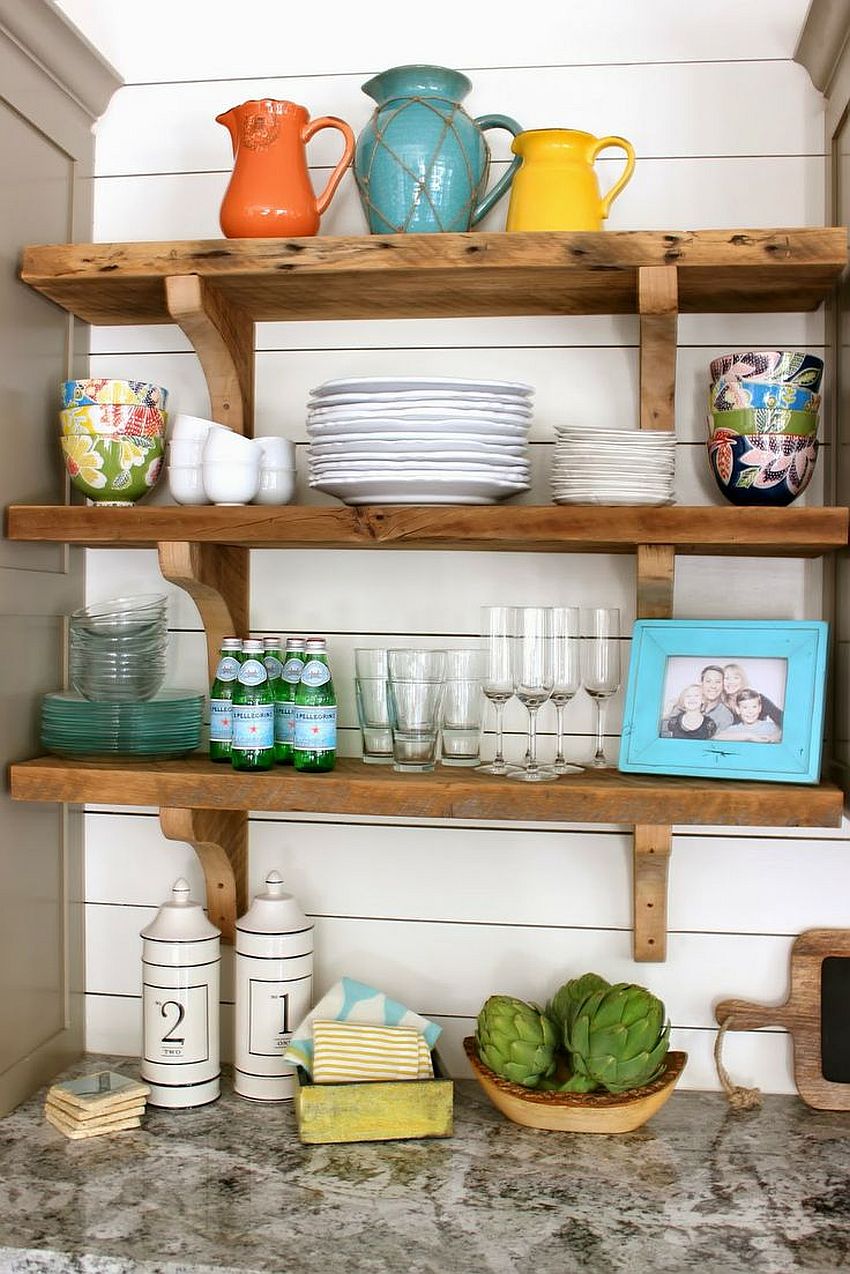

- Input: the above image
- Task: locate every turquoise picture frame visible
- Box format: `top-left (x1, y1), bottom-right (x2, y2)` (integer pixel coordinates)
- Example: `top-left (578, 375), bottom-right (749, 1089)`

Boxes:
top-left (618, 620), bottom-right (828, 784)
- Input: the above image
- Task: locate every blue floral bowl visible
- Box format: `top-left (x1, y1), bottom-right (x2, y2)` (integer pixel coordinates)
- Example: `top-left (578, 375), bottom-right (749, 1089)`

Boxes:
top-left (710, 377), bottom-right (820, 414)
top-left (707, 429), bottom-right (817, 506)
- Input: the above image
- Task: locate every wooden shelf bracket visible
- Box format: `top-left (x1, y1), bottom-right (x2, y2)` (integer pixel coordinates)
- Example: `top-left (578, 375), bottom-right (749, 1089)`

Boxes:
top-left (638, 264), bottom-right (678, 432)
top-left (158, 541), bottom-right (249, 682)
top-left (633, 824), bottom-right (672, 961)
top-left (164, 274), bottom-right (254, 434)
top-left (160, 807), bottom-right (247, 943)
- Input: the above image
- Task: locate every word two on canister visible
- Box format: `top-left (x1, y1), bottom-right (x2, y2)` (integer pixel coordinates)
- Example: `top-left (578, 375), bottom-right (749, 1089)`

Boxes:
top-left (140, 878), bottom-right (221, 1108)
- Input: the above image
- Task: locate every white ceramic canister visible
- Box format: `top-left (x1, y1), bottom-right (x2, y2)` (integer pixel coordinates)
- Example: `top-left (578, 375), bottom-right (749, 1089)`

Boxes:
top-left (234, 871), bottom-right (314, 1101)
top-left (140, 878), bottom-right (221, 1108)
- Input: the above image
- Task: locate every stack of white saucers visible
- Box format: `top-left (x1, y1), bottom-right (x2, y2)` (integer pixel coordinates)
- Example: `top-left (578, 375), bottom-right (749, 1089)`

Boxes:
top-left (552, 427), bottom-right (677, 506)
top-left (307, 376), bottom-right (533, 505)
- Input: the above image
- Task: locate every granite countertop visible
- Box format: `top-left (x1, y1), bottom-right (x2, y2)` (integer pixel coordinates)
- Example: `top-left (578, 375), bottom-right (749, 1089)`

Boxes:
top-left (2, 1056), bottom-right (850, 1274)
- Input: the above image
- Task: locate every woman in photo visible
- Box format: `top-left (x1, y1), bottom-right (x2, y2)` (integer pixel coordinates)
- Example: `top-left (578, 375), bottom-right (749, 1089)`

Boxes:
top-left (714, 689), bottom-right (782, 743)
top-left (722, 663), bottom-right (784, 726)
top-left (665, 684), bottom-right (718, 740)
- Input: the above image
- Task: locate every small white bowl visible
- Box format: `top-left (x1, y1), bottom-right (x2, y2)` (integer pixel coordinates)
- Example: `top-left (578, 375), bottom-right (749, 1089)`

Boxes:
top-left (253, 467), bottom-right (296, 505)
top-left (167, 438), bottom-right (204, 466)
top-left (168, 463), bottom-right (207, 506)
top-left (203, 459), bottom-right (260, 505)
top-left (256, 436), bottom-right (296, 469)
top-left (169, 412), bottom-right (225, 444)
top-left (203, 428), bottom-right (260, 465)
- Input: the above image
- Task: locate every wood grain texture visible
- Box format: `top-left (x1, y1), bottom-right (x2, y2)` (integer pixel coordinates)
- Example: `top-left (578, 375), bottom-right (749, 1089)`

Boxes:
top-left (9, 757), bottom-right (844, 827)
top-left (18, 229), bottom-right (847, 323)
top-left (636, 544), bottom-right (676, 618)
top-left (293, 1056), bottom-right (453, 1144)
top-left (715, 929), bottom-right (850, 1110)
top-left (159, 807), bottom-right (247, 943)
top-left (157, 542), bottom-right (248, 681)
top-left (6, 505), bottom-right (848, 555)
top-left (633, 825), bottom-right (672, 962)
top-left (164, 276), bottom-right (254, 434)
top-left (638, 265), bottom-right (678, 431)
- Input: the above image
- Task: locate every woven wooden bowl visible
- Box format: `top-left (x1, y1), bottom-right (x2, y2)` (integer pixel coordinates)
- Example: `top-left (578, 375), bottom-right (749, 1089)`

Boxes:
top-left (464, 1037), bottom-right (687, 1134)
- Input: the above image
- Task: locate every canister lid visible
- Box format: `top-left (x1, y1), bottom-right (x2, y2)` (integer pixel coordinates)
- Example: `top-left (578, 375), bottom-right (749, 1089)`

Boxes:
top-left (140, 878), bottom-right (220, 942)
top-left (236, 870), bottom-right (313, 936)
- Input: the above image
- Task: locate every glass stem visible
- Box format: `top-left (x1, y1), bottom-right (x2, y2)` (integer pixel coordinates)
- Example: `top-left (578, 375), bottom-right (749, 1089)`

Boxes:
top-left (594, 697), bottom-right (608, 765)
top-left (527, 705), bottom-right (539, 772)
top-left (555, 703), bottom-right (566, 765)
top-left (494, 701), bottom-right (506, 767)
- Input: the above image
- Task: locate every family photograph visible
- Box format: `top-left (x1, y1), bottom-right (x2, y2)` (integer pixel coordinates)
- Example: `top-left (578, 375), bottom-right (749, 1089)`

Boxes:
top-left (659, 657), bottom-right (786, 744)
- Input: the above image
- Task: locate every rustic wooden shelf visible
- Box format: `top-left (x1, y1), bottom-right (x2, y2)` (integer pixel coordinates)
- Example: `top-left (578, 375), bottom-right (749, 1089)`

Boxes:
top-left (7, 504), bottom-right (848, 556)
top-left (10, 756), bottom-right (844, 828)
top-left (19, 227), bottom-right (846, 323)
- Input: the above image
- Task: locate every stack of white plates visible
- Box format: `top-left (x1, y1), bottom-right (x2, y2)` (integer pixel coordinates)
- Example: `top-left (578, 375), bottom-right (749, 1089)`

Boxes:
top-left (307, 376), bottom-right (533, 505)
top-left (552, 427), bottom-right (677, 506)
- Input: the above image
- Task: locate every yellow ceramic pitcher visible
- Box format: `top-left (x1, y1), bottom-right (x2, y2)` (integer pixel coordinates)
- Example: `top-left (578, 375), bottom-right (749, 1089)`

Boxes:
top-left (505, 129), bottom-right (635, 232)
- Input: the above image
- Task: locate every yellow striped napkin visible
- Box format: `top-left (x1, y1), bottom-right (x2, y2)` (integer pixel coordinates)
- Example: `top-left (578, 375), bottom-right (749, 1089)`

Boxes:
top-left (312, 1020), bottom-right (434, 1084)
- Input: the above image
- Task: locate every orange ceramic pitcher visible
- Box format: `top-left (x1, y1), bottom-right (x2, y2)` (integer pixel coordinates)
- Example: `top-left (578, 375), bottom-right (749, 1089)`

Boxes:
top-left (217, 100), bottom-right (355, 238)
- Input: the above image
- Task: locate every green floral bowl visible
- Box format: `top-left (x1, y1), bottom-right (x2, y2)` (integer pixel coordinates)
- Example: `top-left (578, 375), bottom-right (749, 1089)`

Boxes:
top-left (60, 434), bottom-right (164, 506)
top-left (708, 406), bottom-right (818, 437)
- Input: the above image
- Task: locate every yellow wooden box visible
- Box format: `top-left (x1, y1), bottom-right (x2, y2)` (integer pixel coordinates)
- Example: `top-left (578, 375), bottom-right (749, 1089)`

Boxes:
top-left (292, 1053), bottom-right (453, 1145)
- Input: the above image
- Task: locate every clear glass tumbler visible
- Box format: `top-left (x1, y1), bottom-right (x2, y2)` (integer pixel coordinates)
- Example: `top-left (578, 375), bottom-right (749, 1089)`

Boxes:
top-left (440, 649), bottom-right (485, 767)
top-left (354, 649), bottom-right (393, 764)
top-left (387, 649), bottom-right (446, 772)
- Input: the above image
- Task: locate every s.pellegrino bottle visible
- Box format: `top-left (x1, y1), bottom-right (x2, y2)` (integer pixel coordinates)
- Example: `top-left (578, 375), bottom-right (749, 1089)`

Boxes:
top-left (274, 637), bottom-right (306, 765)
top-left (263, 636), bottom-right (284, 687)
top-left (293, 638), bottom-right (337, 773)
top-left (209, 638), bottom-right (243, 763)
top-left (231, 638), bottom-right (274, 772)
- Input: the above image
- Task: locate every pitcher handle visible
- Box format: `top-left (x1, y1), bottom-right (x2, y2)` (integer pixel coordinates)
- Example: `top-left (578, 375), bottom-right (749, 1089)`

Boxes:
top-left (590, 135), bottom-right (636, 220)
top-left (470, 114), bottom-right (524, 226)
top-left (302, 116), bottom-right (356, 216)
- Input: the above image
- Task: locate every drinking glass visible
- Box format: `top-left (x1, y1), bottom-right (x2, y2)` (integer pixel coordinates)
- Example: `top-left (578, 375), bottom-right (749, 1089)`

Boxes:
top-left (440, 649), bottom-right (485, 767)
top-left (354, 649), bottom-right (393, 764)
top-left (551, 606), bottom-right (583, 776)
top-left (476, 606), bottom-right (518, 775)
top-left (582, 607), bottom-right (621, 768)
top-left (510, 606), bottom-right (557, 783)
top-left (387, 649), bottom-right (446, 772)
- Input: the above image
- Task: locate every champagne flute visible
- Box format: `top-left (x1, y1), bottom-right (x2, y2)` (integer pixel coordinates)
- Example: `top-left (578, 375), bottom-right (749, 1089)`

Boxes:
top-left (582, 607), bottom-right (621, 769)
top-left (510, 606), bottom-right (557, 783)
top-left (476, 606), bottom-right (518, 775)
top-left (551, 606), bottom-right (583, 776)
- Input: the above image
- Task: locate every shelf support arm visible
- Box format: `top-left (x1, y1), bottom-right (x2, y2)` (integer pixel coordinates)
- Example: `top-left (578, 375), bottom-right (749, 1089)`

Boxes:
top-left (158, 541), bottom-right (249, 684)
top-left (638, 264), bottom-right (678, 432)
top-left (633, 825), bottom-right (672, 961)
top-left (164, 274), bottom-right (254, 435)
top-left (160, 807), bottom-right (247, 943)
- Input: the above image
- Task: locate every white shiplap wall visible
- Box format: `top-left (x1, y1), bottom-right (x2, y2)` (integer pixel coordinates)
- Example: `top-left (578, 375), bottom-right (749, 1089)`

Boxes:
top-left (56, 0), bottom-right (850, 1092)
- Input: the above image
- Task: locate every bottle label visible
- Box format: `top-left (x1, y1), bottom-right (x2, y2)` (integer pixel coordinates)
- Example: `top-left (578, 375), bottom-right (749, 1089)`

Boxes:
top-left (300, 659), bottom-right (330, 687)
top-left (232, 704), bottom-right (274, 750)
top-left (282, 657), bottom-right (305, 684)
top-left (294, 705), bottom-right (337, 752)
top-left (264, 655), bottom-right (283, 680)
top-left (143, 983), bottom-right (210, 1065)
top-left (275, 699), bottom-right (296, 744)
top-left (238, 658), bottom-right (268, 687)
top-left (209, 699), bottom-right (234, 743)
top-left (214, 656), bottom-right (240, 682)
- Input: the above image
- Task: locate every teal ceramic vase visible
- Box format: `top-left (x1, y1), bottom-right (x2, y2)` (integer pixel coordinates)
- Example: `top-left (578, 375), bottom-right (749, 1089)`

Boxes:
top-left (354, 65), bottom-right (523, 234)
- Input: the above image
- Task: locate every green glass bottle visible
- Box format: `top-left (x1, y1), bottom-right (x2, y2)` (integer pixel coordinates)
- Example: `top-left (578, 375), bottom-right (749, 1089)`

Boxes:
top-left (209, 638), bottom-right (243, 763)
top-left (231, 638), bottom-right (274, 772)
top-left (274, 637), bottom-right (306, 765)
top-left (293, 637), bottom-right (337, 773)
top-left (263, 636), bottom-right (284, 687)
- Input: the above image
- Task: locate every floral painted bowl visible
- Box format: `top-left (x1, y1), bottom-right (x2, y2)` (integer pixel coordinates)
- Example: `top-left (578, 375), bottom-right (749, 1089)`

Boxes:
top-left (710, 377), bottom-right (820, 414)
top-left (707, 429), bottom-right (817, 506)
top-left (60, 404), bottom-right (166, 439)
top-left (708, 350), bottom-right (824, 392)
top-left (61, 378), bottom-right (169, 409)
top-left (707, 407), bottom-right (819, 437)
top-left (61, 434), bottom-right (164, 506)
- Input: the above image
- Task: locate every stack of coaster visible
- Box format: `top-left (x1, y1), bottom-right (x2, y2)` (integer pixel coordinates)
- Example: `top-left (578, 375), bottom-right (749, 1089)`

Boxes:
top-left (44, 1070), bottom-right (150, 1140)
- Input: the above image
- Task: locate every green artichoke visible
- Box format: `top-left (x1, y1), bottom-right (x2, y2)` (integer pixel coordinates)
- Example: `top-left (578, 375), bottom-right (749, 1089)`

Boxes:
top-left (565, 981), bottom-right (671, 1095)
top-left (547, 972), bottom-right (610, 1040)
top-left (475, 995), bottom-right (558, 1088)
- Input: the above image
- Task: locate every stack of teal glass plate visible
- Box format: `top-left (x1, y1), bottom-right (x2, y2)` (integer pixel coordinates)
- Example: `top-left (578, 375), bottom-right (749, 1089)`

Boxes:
top-left (41, 690), bottom-right (204, 758)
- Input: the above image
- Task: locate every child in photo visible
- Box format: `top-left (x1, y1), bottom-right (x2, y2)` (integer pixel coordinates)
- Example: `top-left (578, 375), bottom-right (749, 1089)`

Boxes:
top-left (714, 689), bottom-right (781, 743)
top-left (665, 684), bottom-right (717, 740)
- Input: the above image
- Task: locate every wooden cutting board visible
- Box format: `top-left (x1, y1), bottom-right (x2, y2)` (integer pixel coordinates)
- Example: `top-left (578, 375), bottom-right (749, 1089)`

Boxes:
top-left (715, 929), bottom-right (850, 1110)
